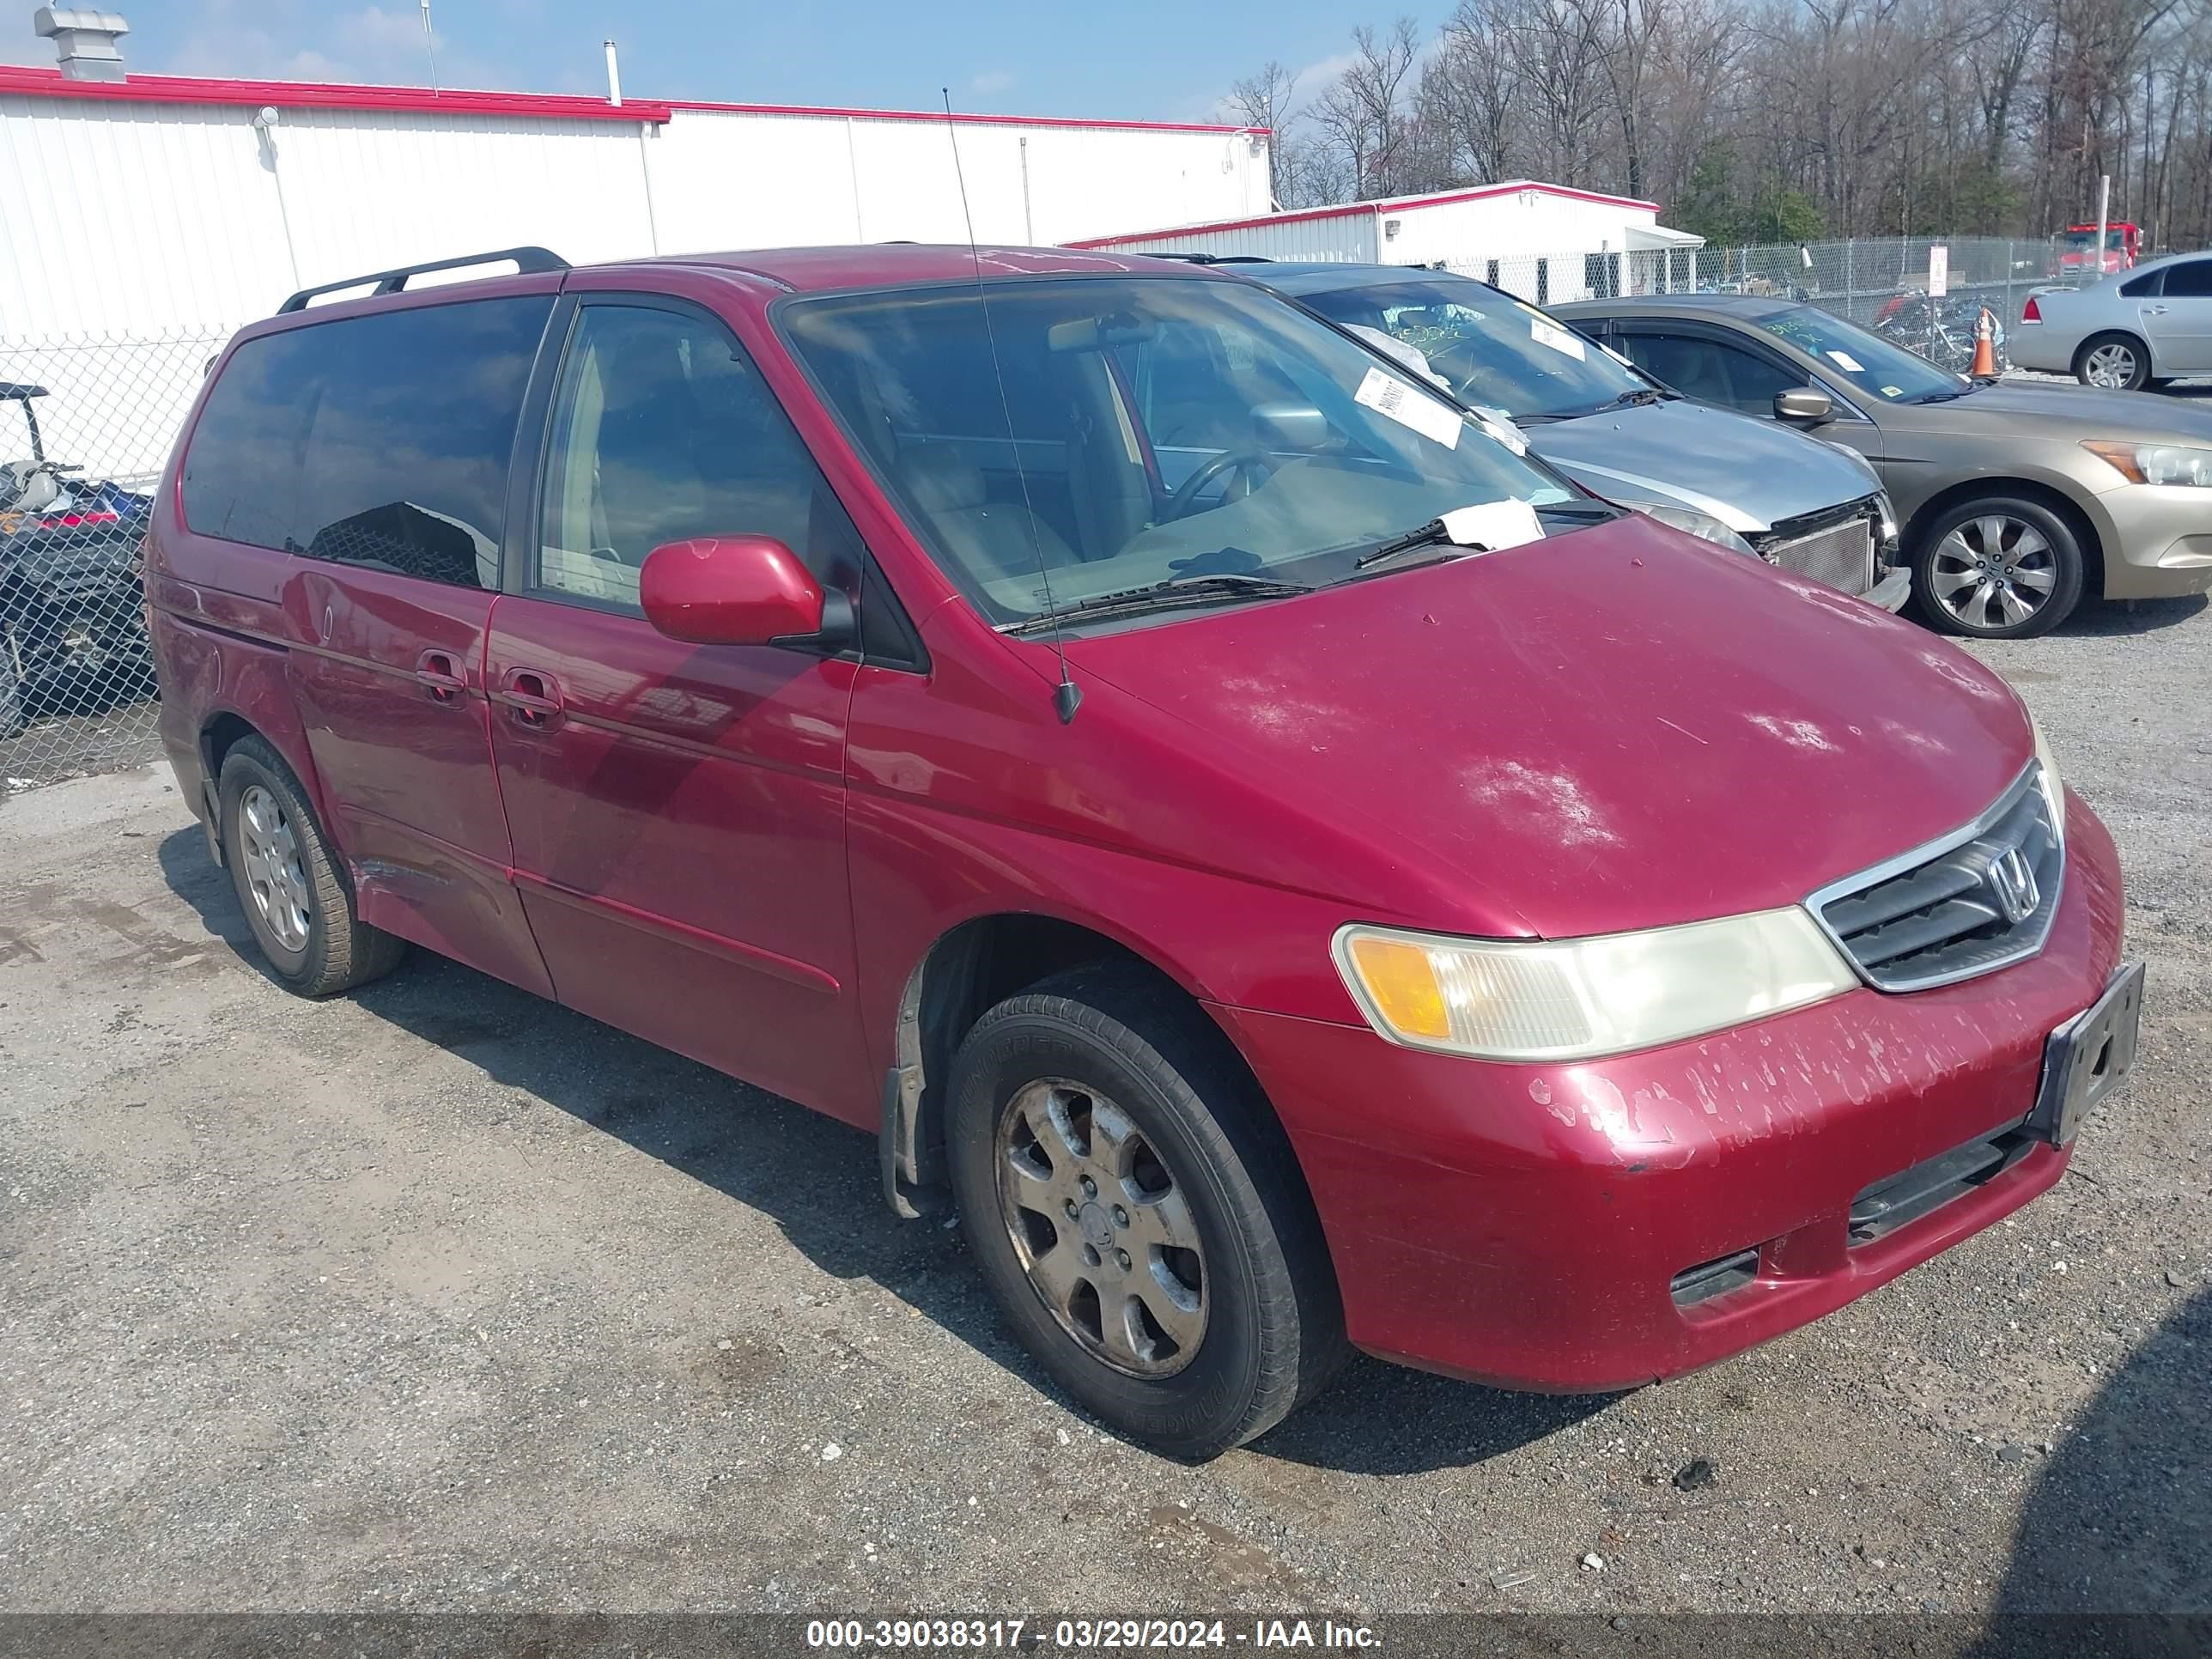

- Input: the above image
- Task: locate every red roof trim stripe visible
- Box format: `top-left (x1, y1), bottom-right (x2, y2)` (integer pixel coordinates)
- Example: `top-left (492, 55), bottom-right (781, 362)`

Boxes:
top-left (0, 65), bottom-right (673, 124)
top-left (666, 98), bottom-right (1264, 136)
top-left (1065, 181), bottom-right (1662, 248)
top-left (0, 67), bottom-right (1263, 137)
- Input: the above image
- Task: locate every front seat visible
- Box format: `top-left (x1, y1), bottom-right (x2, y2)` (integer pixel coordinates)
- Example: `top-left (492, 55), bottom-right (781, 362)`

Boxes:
top-left (896, 447), bottom-right (1077, 581)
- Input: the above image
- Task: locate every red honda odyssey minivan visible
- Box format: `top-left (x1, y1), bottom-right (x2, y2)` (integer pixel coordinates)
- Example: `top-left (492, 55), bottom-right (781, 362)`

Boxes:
top-left (147, 244), bottom-right (2142, 1459)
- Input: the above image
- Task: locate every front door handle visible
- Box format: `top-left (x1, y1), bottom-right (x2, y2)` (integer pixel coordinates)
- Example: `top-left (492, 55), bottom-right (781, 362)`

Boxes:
top-left (414, 649), bottom-right (466, 702)
top-left (2144, 304), bottom-right (2168, 315)
top-left (495, 666), bottom-right (565, 727)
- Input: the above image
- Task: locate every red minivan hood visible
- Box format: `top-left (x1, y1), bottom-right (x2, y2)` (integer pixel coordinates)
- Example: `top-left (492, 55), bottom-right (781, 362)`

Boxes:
top-left (1063, 516), bottom-right (2031, 940)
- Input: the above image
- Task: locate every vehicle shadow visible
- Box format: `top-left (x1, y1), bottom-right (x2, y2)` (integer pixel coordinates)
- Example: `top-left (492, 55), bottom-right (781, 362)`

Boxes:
top-left (2062, 594), bottom-right (2208, 635)
top-left (1248, 1358), bottom-right (1608, 1475)
top-left (1973, 1285), bottom-right (2211, 1652)
top-left (156, 825), bottom-right (1592, 1474)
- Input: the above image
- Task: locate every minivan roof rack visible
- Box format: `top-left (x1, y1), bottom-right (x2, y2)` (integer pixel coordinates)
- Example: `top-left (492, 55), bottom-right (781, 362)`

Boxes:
top-left (277, 247), bottom-right (570, 314)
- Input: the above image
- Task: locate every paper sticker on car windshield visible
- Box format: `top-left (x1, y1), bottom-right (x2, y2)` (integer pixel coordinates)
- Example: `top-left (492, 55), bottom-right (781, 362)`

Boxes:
top-left (1881, 385), bottom-right (1904, 397)
top-left (1826, 349), bottom-right (1864, 372)
top-left (1530, 319), bottom-right (1587, 361)
top-left (1354, 366), bottom-right (1462, 448)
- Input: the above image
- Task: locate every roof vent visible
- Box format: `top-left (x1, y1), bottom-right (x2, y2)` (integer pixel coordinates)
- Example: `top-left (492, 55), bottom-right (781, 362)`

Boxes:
top-left (33, 8), bottom-right (129, 82)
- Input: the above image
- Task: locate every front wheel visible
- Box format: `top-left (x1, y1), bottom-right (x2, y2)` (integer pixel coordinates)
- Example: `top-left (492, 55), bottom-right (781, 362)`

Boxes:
top-left (2075, 332), bottom-right (2150, 391)
top-left (1911, 496), bottom-right (2085, 639)
top-left (946, 963), bottom-right (1345, 1460)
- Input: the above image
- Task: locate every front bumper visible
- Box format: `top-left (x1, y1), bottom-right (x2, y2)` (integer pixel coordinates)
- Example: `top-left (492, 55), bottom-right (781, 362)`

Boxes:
top-left (1215, 796), bottom-right (2126, 1393)
top-left (2084, 483), bottom-right (2212, 599)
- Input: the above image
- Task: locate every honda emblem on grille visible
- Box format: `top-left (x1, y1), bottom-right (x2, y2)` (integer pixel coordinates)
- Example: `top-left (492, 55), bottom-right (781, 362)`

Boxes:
top-left (1988, 848), bottom-right (2040, 924)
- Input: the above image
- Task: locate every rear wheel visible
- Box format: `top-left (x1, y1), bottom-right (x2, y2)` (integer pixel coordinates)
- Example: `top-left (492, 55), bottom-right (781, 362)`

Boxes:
top-left (2075, 332), bottom-right (2150, 391)
top-left (946, 963), bottom-right (1345, 1459)
top-left (1911, 495), bottom-right (2085, 639)
top-left (217, 736), bottom-right (405, 996)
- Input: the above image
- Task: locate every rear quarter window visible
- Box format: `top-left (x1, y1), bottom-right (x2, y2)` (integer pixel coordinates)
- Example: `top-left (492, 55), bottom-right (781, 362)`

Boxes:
top-left (183, 296), bottom-right (554, 587)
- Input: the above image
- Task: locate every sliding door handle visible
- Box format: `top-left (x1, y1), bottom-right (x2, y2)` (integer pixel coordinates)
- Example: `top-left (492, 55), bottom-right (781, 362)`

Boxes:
top-left (495, 666), bottom-right (565, 727)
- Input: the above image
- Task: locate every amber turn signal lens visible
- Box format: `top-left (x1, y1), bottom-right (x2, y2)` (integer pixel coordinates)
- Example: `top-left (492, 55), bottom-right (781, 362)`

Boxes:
top-left (1342, 934), bottom-right (1451, 1041)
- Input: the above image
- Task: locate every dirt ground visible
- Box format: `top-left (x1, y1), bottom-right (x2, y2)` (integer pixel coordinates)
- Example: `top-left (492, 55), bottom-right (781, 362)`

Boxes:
top-left (1, 597), bottom-right (2207, 1634)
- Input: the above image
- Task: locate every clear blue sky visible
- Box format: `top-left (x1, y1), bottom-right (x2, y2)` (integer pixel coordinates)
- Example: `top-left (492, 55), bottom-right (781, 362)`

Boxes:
top-left (3, 1), bottom-right (1413, 126)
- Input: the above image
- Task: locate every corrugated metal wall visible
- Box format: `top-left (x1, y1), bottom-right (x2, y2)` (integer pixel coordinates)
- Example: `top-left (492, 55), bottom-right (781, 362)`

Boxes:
top-left (1079, 211), bottom-right (1380, 264)
top-left (651, 112), bottom-right (1270, 252)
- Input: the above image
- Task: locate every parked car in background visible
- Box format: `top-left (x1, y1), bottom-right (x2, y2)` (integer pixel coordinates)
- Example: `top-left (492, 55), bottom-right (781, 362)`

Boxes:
top-left (149, 244), bottom-right (2138, 1459)
top-left (1, 380), bottom-right (155, 738)
top-left (1559, 294), bottom-right (2212, 636)
top-left (2010, 251), bottom-right (2212, 389)
top-left (1216, 262), bottom-right (1907, 610)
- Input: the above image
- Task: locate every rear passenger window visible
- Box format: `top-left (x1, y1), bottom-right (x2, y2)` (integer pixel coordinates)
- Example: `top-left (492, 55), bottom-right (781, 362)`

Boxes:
top-left (2161, 260), bottom-right (2212, 298)
top-left (183, 296), bottom-right (553, 587)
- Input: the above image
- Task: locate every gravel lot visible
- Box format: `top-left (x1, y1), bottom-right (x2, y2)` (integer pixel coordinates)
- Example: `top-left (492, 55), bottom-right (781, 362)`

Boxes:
top-left (2, 595), bottom-right (2207, 1634)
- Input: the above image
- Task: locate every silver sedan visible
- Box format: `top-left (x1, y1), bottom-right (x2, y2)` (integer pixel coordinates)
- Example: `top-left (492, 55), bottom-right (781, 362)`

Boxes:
top-left (2009, 251), bottom-right (2212, 389)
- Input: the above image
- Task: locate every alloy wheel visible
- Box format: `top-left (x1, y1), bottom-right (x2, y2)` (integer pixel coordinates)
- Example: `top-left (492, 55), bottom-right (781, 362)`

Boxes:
top-left (2082, 342), bottom-right (2138, 389)
top-left (994, 1078), bottom-right (1207, 1378)
top-left (1928, 515), bottom-right (2059, 632)
top-left (237, 782), bottom-right (313, 951)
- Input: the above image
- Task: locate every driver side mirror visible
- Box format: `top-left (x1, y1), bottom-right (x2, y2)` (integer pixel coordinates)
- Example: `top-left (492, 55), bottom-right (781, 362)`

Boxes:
top-left (640, 535), bottom-right (854, 651)
top-left (1774, 386), bottom-right (1834, 423)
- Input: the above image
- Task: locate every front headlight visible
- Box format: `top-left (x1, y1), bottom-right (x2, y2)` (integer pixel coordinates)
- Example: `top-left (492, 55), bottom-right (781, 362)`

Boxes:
top-left (1333, 910), bottom-right (1856, 1062)
top-left (1632, 502), bottom-right (1759, 557)
top-left (1875, 492), bottom-right (1899, 546)
top-left (2081, 439), bottom-right (2212, 487)
top-left (2030, 715), bottom-right (2067, 836)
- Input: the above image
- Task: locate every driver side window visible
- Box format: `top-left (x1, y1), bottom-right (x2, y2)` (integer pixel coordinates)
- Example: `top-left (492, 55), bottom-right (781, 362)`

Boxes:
top-left (537, 302), bottom-right (842, 610)
top-left (1618, 331), bottom-right (1796, 419)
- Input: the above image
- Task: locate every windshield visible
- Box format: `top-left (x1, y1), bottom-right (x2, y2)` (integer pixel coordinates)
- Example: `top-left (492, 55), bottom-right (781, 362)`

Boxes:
top-left (1754, 306), bottom-right (1965, 404)
top-left (1297, 276), bottom-right (1652, 421)
top-left (2063, 228), bottom-right (2129, 251)
top-left (780, 276), bottom-right (1579, 628)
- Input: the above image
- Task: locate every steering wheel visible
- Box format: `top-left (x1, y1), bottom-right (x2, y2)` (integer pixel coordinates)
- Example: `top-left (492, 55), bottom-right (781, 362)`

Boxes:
top-left (1165, 448), bottom-right (1278, 521)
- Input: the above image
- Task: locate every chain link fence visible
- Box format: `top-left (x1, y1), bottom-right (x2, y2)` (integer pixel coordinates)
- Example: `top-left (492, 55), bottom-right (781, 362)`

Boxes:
top-left (1, 327), bottom-right (230, 793)
top-left (1438, 234), bottom-right (2093, 377)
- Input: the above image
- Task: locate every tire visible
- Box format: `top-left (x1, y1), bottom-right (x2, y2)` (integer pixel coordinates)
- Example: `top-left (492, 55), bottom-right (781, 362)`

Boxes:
top-left (216, 735), bottom-right (406, 997)
top-left (946, 963), bottom-right (1346, 1460)
top-left (1911, 495), bottom-right (2086, 640)
top-left (2074, 331), bottom-right (2150, 391)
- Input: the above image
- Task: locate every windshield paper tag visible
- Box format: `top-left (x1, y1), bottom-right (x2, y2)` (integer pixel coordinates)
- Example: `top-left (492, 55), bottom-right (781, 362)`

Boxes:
top-left (1355, 366), bottom-right (1462, 449)
top-left (1439, 499), bottom-right (1545, 552)
top-left (1826, 349), bottom-right (1864, 372)
top-left (1530, 319), bottom-right (1587, 360)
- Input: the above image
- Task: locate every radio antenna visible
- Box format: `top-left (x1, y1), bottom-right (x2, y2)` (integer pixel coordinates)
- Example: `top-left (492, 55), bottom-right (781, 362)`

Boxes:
top-left (943, 88), bottom-right (1080, 724)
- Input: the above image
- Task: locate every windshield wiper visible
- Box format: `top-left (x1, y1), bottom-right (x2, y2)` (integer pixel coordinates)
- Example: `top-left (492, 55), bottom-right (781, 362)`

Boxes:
top-left (1352, 520), bottom-right (1470, 570)
top-left (1001, 572), bottom-right (1313, 635)
top-left (1591, 386), bottom-right (1671, 412)
top-left (1911, 389), bottom-right (1968, 404)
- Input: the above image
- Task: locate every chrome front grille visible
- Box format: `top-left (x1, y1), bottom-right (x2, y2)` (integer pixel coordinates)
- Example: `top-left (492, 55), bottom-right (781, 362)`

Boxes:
top-left (1767, 515), bottom-right (1875, 596)
top-left (1808, 766), bottom-right (2063, 991)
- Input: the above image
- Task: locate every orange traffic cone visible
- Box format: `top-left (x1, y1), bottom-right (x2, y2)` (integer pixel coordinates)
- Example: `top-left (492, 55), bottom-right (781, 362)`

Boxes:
top-left (1969, 307), bottom-right (1999, 379)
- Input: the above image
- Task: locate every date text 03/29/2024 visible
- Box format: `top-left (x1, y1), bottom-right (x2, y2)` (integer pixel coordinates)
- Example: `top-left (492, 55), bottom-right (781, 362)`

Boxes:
top-left (803, 1619), bottom-right (1382, 1650)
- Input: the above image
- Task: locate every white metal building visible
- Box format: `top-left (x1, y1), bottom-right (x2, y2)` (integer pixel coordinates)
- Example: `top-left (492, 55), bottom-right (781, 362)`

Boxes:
top-left (0, 64), bottom-right (1275, 336)
top-left (1066, 181), bottom-right (1705, 304)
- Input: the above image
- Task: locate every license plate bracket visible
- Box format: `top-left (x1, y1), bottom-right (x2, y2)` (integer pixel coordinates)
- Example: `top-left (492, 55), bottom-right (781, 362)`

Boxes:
top-left (2028, 961), bottom-right (2146, 1146)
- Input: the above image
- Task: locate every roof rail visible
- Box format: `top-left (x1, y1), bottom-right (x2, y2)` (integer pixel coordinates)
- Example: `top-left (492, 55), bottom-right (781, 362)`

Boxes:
top-left (1145, 252), bottom-right (1275, 266)
top-left (277, 246), bottom-right (570, 314)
